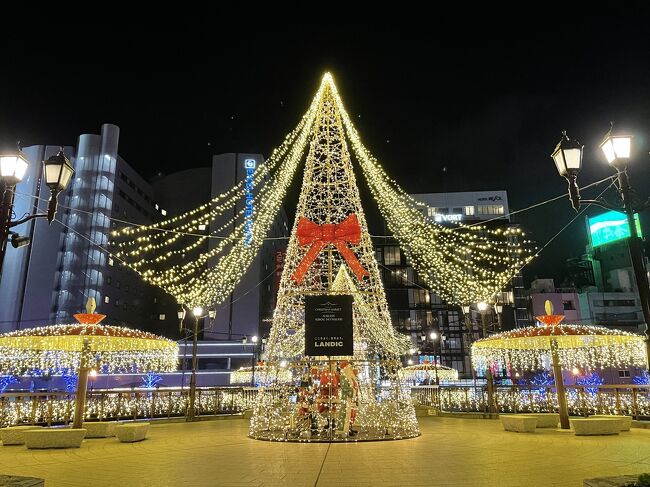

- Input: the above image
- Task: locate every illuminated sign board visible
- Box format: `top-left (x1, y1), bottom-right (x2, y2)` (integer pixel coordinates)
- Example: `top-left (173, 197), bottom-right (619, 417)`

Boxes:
top-left (244, 159), bottom-right (256, 245)
top-left (588, 210), bottom-right (642, 248)
top-left (434, 214), bottom-right (462, 223)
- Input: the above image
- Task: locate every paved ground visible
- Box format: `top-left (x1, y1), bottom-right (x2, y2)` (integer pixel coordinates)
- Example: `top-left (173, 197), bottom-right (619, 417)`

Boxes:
top-left (0, 417), bottom-right (649, 487)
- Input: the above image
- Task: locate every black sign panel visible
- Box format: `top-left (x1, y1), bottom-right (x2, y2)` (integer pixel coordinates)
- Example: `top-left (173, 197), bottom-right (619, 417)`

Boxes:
top-left (304, 294), bottom-right (353, 356)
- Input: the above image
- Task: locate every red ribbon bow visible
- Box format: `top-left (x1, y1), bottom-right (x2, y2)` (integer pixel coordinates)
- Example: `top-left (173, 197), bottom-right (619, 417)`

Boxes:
top-left (291, 213), bottom-right (368, 284)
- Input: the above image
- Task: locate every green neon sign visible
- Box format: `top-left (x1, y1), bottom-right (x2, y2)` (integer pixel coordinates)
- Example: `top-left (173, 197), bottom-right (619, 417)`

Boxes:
top-left (588, 210), bottom-right (643, 248)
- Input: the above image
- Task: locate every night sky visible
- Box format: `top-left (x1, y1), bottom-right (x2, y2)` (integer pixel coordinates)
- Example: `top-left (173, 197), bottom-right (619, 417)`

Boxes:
top-left (2, 20), bottom-right (650, 285)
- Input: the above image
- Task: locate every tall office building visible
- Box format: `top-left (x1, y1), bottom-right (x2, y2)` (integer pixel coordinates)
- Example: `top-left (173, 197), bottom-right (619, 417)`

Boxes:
top-left (204, 153), bottom-right (288, 343)
top-left (0, 124), bottom-right (176, 334)
top-left (375, 190), bottom-right (527, 378)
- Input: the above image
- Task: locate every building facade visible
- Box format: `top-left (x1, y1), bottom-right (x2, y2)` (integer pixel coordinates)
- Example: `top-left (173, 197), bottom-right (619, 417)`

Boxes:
top-left (375, 190), bottom-right (527, 378)
top-left (0, 125), bottom-right (178, 335)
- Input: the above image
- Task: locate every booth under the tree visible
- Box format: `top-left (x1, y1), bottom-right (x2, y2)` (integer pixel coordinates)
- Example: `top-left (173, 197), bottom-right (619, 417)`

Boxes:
top-left (472, 301), bottom-right (646, 429)
top-left (0, 299), bottom-right (178, 428)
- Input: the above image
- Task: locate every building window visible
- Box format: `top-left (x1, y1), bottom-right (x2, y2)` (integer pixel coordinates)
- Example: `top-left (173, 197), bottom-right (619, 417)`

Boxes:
top-left (464, 206), bottom-right (475, 216)
top-left (104, 296), bottom-right (110, 304)
top-left (563, 300), bottom-right (575, 310)
top-left (106, 276), bottom-right (112, 285)
top-left (198, 224), bottom-right (207, 231)
top-left (115, 299), bottom-right (120, 307)
top-left (618, 370), bottom-right (631, 378)
top-left (115, 281), bottom-right (120, 289)
top-left (477, 205), bottom-right (504, 215)
top-left (108, 257), bottom-right (114, 266)
top-left (384, 246), bottom-right (401, 265)
top-left (159, 314), bottom-right (166, 320)
top-left (125, 285), bottom-right (129, 292)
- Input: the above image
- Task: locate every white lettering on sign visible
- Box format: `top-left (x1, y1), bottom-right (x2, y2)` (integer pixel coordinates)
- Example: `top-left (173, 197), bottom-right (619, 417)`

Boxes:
top-left (434, 214), bottom-right (463, 222)
top-left (315, 341), bottom-right (344, 347)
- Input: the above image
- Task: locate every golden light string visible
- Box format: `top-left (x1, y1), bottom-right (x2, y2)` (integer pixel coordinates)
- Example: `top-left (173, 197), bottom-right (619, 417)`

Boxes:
top-left (331, 84), bottom-right (534, 304)
top-left (111, 112), bottom-right (311, 237)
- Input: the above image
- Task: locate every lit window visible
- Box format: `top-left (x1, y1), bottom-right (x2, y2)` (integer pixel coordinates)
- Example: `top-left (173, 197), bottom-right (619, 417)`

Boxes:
top-left (159, 314), bottom-right (166, 320)
top-left (198, 224), bottom-right (206, 231)
top-left (108, 257), bottom-right (114, 266)
top-left (464, 206), bottom-right (475, 216)
top-left (618, 370), bottom-right (631, 378)
top-left (155, 203), bottom-right (159, 210)
top-left (161, 209), bottom-right (167, 216)
top-left (104, 296), bottom-right (110, 304)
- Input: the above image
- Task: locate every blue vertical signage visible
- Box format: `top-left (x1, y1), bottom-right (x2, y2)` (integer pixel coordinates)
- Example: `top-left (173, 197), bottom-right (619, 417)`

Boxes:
top-left (244, 159), bottom-right (256, 245)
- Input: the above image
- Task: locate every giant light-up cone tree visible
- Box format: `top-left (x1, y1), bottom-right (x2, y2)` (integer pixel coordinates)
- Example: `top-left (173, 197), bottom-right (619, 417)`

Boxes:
top-left (250, 78), bottom-right (418, 441)
top-left (111, 73), bottom-right (535, 440)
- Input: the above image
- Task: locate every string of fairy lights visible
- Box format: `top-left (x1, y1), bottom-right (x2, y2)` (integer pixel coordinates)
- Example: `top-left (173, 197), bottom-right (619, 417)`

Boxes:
top-left (471, 324), bottom-right (646, 372)
top-left (329, 82), bottom-right (535, 305)
top-left (109, 72), bottom-right (535, 309)
top-left (110, 80), bottom-right (326, 307)
top-left (0, 324), bottom-right (178, 376)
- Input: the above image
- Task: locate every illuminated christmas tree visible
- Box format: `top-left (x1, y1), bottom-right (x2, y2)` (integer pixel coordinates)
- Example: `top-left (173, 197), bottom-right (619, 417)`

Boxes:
top-left (251, 79), bottom-right (418, 441)
top-left (265, 79), bottom-right (410, 360)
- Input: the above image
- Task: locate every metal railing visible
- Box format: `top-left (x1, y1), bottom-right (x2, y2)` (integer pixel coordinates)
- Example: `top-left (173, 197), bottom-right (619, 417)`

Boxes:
top-left (1, 384), bottom-right (648, 427)
top-left (0, 387), bottom-right (257, 427)
top-left (412, 384), bottom-right (650, 419)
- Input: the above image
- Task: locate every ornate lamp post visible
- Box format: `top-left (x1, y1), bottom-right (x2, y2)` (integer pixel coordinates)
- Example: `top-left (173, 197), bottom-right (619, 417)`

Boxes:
top-left (429, 331), bottom-right (440, 385)
top-left (552, 125), bottom-right (650, 368)
top-left (0, 148), bottom-right (74, 276)
top-left (477, 302), bottom-right (496, 413)
top-left (184, 305), bottom-right (215, 421)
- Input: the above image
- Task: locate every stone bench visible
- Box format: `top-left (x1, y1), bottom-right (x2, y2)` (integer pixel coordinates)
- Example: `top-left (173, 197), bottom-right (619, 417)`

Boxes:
top-left (0, 426), bottom-right (43, 446)
top-left (82, 422), bottom-right (117, 438)
top-left (523, 413), bottom-right (560, 428)
top-left (500, 415), bottom-right (537, 432)
top-left (24, 428), bottom-right (86, 449)
top-left (0, 475), bottom-right (44, 486)
top-left (590, 415), bottom-right (631, 431)
top-left (570, 418), bottom-right (621, 436)
top-left (115, 423), bottom-right (149, 443)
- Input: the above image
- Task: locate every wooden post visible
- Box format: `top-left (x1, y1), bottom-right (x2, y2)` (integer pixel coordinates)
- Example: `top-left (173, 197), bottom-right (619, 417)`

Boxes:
top-left (73, 339), bottom-right (91, 429)
top-left (550, 338), bottom-right (570, 429)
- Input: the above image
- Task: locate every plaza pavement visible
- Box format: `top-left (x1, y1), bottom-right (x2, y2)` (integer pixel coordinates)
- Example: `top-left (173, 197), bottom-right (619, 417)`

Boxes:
top-left (0, 416), bottom-right (649, 487)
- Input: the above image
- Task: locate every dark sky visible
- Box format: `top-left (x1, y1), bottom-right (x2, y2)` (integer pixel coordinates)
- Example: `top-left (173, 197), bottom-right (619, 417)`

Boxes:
top-left (2, 19), bottom-right (650, 285)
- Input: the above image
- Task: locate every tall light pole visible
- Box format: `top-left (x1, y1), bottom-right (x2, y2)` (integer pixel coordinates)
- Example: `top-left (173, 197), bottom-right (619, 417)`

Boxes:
top-left (184, 305), bottom-right (215, 421)
top-left (461, 304), bottom-right (477, 383)
top-left (478, 302), bottom-right (497, 413)
top-left (0, 148), bottom-right (74, 277)
top-left (429, 331), bottom-right (440, 385)
top-left (552, 126), bottom-right (650, 368)
top-left (250, 335), bottom-right (259, 387)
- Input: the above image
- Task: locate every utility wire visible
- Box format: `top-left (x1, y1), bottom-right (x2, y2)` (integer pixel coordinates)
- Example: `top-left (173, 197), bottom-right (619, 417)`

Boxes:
top-left (13, 175), bottom-right (616, 241)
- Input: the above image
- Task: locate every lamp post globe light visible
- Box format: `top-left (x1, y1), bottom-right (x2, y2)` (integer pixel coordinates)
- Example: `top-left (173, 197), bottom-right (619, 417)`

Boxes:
top-left (183, 305), bottom-right (212, 421)
top-left (0, 147), bottom-right (73, 277)
top-left (477, 302), bottom-right (497, 413)
top-left (552, 125), bottom-right (650, 368)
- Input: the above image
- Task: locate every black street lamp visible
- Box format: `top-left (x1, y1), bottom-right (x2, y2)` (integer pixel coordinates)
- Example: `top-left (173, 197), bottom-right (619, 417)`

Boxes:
top-left (477, 302), bottom-right (497, 413)
top-left (552, 125), bottom-right (650, 368)
top-left (182, 305), bottom-right (217, 420)
top-left (428, 330), bottom-right (441, 385)
top-left (0, 147), bottom-right (74, 277)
